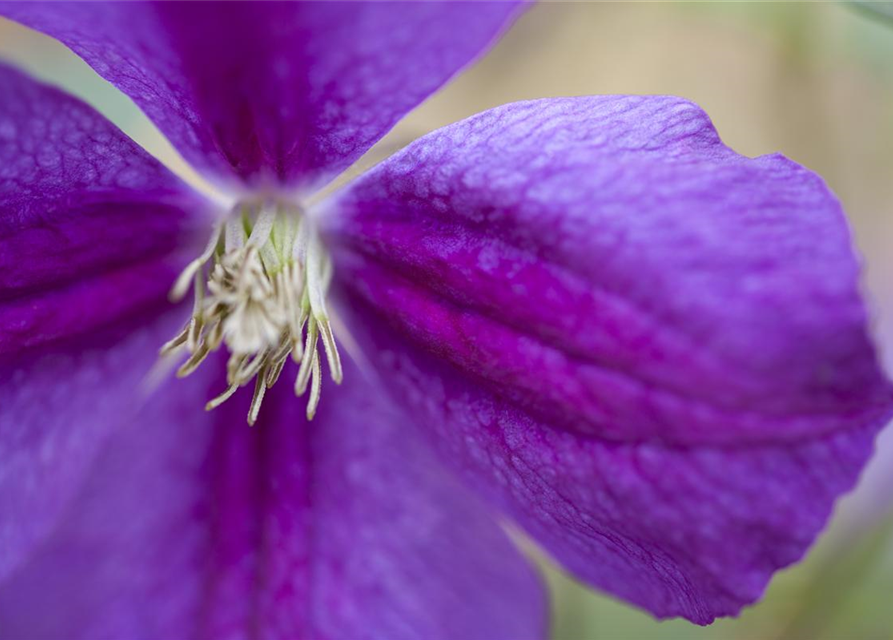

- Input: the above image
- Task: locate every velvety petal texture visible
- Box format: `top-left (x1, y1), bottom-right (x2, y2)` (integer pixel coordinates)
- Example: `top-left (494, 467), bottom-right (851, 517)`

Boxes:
top-left (322, 96), bottom-right (893, 622)
top-left (0, 62), bottom-right (211, 356)
top-left (1, 1), bottom-right (525, 190)
top-left (0, 62), bottom-right (210, 582)
top-left (324, 96), bottom-right (891, 446)
top-left (0, 357), bottom-right (547, 640)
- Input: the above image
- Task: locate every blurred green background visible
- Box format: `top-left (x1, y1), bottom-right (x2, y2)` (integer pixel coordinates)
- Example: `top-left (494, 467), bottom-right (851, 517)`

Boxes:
top-left (2, 3), bottom-right (893, 639)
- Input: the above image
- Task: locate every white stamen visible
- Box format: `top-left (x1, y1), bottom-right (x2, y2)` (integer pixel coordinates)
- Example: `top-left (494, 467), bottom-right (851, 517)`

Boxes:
top-left (186, 272), bottom-right (204, 352)
top-left (295, 318), bottom-right (318, 396)
top-left (246, 204), bottom-right (276, 248)
top-left (163, 201), bottom-right (342, 425)
top-left (319, 319), bottom-right (343, 385)
top-left (170, 222), bottom-right (221, 301)
top-left (160, 325), bottom-right (189, 356)
top-left (307, 351), bottom-right (322, 420)
top-left (225, 215), bottom-right (246, 251)
top-left (306, 234), bottom-right (329, 318)
top-left (177, 342), bottom-right (210, 377)
top-left (247, 370), bottom-right (268, 426)
top-left (206, 383), bottom-right (239, 411)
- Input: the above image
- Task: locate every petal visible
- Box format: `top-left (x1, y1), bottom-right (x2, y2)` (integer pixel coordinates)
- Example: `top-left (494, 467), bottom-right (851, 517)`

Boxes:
top-left (284, 361), bottom-right (547, 640)
top-left (337, 307), bottom-right (887, 624)
top-left (0, 62), bottom-right (210, 580)
top-left (322, 96), bottom-right (893, 447)
top-left (0, 62), bottom-right (212, 356)
top-left (0, 1), bottom-right (525, 190)
top-left (0, 311), bottom-right (187, 583)
top-left (0, 356), bottom-right (547, 640)
top-left (321, 96), bottom-right (893, 622)
top-left (0, 349), bottom-right (221, 639)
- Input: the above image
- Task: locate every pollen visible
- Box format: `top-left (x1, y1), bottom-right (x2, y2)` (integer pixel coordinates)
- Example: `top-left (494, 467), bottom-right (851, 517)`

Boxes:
top-left (161, 201), bottom-right (342, 424)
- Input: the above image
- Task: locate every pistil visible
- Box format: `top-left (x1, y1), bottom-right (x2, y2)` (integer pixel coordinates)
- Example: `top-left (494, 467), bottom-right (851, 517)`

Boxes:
top-left (162, 201), bottom-right (342, 424)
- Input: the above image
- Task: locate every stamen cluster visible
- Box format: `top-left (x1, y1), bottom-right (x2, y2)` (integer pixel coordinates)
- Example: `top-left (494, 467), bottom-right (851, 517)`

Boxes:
top-left (161, 202), bottom-right (342, 424)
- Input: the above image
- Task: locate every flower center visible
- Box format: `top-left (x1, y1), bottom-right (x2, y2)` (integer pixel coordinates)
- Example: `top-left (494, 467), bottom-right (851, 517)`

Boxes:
top-left (161, 200), bottom-right (342, 424)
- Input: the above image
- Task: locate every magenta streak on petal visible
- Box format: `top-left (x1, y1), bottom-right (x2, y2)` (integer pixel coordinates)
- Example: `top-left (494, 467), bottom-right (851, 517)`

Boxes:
top-left (0, 355), bottom-right (546, 640)
top-left (0, 251), bottom-right (190, 356)
top-left (335, 291), bottom-right (889, 625)
top-left (322, 96), bottom-right (893, 447)
top-left (190, 357), bottom-right (313, 640)
top-left (0, 200), bottom-right (200, 300)
top-left (0, 60), bottom-right (210, 586)
top-left (0, 1), bottom-right (526, 190)
top-left (198, 360), bottom-right (546, 640)
top-left (0, 62), bottom-right (212, 356)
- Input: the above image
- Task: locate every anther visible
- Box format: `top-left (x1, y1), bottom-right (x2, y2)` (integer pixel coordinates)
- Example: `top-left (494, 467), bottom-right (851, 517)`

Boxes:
top-left (177, 342), bottom-right (210, 378)
top-left (307, 351), bottom-right (322, 420)
top-left (160, 325), bottom-right (189, 356)
top-left (170, 222), bottom-right (222, 302)
top-left (247, 370), bottom-right (268, 426)
top-left (295, 318), bottom-right (318, 396)
top-left (205, 383), bottom-right (239, 411)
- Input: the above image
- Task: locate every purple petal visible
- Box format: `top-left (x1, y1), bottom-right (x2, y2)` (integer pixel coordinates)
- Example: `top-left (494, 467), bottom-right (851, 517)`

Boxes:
top-left (321, 96), bottom-right (893, 622)
top-left (0, 357), bottom-right (546, 639)
top-left (0, 351), bottom-right (220, 638)
top-left (323, 96), bottom-right (892, 446)
top-left (339, 310), bottom-right (885, 625)
top-left (0, 62), bottom-right (212, 356)
top-left (0, 311), bottom-right (188, 584)
top-left (0, 62), bottom-right (209, 581)
top-left (1, 1), bottom-right (525, 190)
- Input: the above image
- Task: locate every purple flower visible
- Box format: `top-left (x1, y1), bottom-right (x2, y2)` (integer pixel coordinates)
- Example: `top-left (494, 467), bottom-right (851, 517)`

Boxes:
top-left (0, 1), bottom-right (891, 637)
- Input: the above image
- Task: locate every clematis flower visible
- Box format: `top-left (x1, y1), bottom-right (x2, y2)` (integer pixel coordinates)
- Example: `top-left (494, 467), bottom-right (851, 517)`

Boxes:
top-left (0, 1), bottom-right (891, 637)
